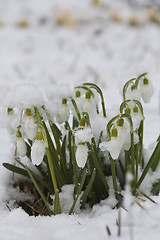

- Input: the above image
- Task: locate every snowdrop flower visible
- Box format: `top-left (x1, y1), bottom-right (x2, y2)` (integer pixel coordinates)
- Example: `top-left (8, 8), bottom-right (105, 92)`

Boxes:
top-left (75, 118), bottom-right (92, 168)
top-left (56, 98), bottom-right (70, 124)
top-left (126, 85), bottom-right (141, 102)
top-left (16, 130), bottom-right (27, 157)
top-left (83, 90), bottom-right (96, 116)
top-left (76, 143), bottom-right (88, 168)
top-left (131, 104), bottom-right (143, 131)
top-left (140, 77), bottom-right (154, 103)
top-left (100, 126), bottom-right (122, 160)
top-left (75, 118), bottom-right (93, 146)
top-left (108, 126), bottom-right (123, 159)
top-left (31, 131), bottom-right (45, 166)
top-left (23, 109), bottom-right (37, 141)
top-left (117, 118), bottom-right (131, 151)
top-left (75, 90), bottom-right (83, 112)
top-left (7, 108), bottom-right (16, 135)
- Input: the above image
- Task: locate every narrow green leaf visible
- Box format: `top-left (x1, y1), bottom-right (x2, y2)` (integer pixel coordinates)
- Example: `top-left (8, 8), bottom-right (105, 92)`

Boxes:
top-left (69, 169), bottom-right (88, 214)
top-left (88, 143), bottom-right (109, 193)
top-left (133, 140), bottom-right (160, 194)
top-left (80, 168), bottom-right (96, 208)
top-left (3, 163), bottom-right (29, 178)
top-left (15, 158), bottom-right (53, 193)
top-left (24, 165), bottom-right (53, 216)
top-left (54, 189), bottom-right (61, 215)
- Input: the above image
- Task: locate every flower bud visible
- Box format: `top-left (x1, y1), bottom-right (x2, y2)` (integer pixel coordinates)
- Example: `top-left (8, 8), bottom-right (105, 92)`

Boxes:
top-left (76, 143), bottom-right (88, 168)
top-left (31, 131), bottom-right (45, 166)
top-left (23, 109), bottom-right (37, 141)
top-left (56, 99), bottom-right (70, 124)
top-left (16, 130), bottom-right (27, 157)
top-left (79, 117), bottom-right (86, 128)
top-left (140, 78), bottom-right (154, 103)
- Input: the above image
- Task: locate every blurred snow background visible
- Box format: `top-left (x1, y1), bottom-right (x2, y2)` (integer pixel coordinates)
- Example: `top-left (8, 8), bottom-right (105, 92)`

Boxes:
top-left (0, 0), bottom-right (160, 239)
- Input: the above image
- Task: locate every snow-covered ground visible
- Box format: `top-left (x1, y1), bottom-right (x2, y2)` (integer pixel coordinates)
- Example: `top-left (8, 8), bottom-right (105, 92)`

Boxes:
top-left (0, 0), bottom-right (160, 239)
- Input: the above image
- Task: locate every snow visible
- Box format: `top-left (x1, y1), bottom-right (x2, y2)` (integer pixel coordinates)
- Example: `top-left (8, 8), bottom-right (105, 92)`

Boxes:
top-left (0, 0), bottom-right (160, 239)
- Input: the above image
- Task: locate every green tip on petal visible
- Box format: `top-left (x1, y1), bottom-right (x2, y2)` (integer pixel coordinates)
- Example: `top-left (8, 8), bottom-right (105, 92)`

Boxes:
top-left (131, 85), bottom-right (136, 91)
top-left (143, 78), bottom-right (149, 85)
top-left (36, 131), bottom-right (43, 140)
top-left (117, 118), bottom-right (124, 127)
top-left (7, 108), bottom-right (13, 115)
top-left (125, 106), bottom-right (131, 115)
top-left (25, 109), bottom-right (32, 116)
top-left (85, 90), bottom-right (91, 99)
top-left (75, 90), bottom-right (81, 98)
top-left (133, 105), bottom-right (138, 113)
top-left (62, 98), bottom-right (67, 104)
top-left (79, 117), bottom-right (86, 127)
top-left (112, 126), bottom-right (118, 137)
top-left (16, 130), bottom-right (22, 138)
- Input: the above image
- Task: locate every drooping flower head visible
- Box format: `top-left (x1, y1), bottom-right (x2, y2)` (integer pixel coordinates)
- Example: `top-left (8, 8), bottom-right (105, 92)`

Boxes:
top-left (56, 98), bottom-right (70, 124)
top-left (140, 77), bottom-right (154, 103)
top-left (83, 90), bottom-right (96, 116)
top-left (16, 129), bottom-right (27, 157)
top-left (76, 142), bottom-right (88, 168)
top-left (23, 109), bottom-right (38, 141)
top-left (31, 130), bottom-right (46, 166)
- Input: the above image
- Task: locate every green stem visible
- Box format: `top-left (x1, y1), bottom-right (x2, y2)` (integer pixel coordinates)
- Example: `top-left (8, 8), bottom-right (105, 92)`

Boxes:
top-left (69, 169), bottom-right (88, 214)
top-left (131, 132), bottom-right (135, 185)
top-left (133, 140), bottom-right (160, 194)
top-left (71, 135), bottom-right (78, 194)
top-left (46, 147), bottom-right (58, 192)
top-left (49, 122), bottom-right (69, 182)
top-left (71, 98), bottom-right (81, 121)
top-left (138, 120), bottom-right (144, 165)
top-left (135, 144), bottom-right (139, 184)
top-left (110, 156), bottom-right (119, 200)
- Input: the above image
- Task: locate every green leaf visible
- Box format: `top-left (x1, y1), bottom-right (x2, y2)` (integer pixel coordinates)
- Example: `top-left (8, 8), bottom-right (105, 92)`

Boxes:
top-left (54, 189), bottom-right (61, 215)
top-left (88, 142), bottom-right (109, 194)
top-left (24, 165), bottom-right (53, 216)
top-left (69, 169), bottom-right (88, 214)
top-left (133, 140), bottom-right (160, 194)
top-left (15, 158), bottom-right (53, 193)
top-left (3, 163), bottom-right (29, 178)
top-left (80, 168), bottom-right (96, 208)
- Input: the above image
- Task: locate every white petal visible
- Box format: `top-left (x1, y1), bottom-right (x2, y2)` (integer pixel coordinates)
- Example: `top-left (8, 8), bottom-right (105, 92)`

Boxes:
top-left (17, 137), bottom-right (27, 157)
top-left (24, 116), bottom-right (37, 141)
top-left (31, 140), bottom-right (45, 166)
top-left (140, 83), bottom-right (154, 103)
top-left (109, 137), bottom-right (122, 160)
top-left (83, 99), bottom-right (96, 116)
top-left (76, 144), bottom-right (88, 168)
top-left (56, 104), bottom-right (70, 124)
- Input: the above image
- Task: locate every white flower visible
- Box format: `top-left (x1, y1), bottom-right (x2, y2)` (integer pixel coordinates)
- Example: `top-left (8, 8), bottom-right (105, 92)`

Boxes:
top-left (24, 116), bottom-right (38, 141)
top-left (131, 110), bottom-right (143, 131)
top-left (117, 125), bottom-right (131, 151)
top-left (17, 137), bottom-right (27, 157)
top-left (31, 139), bottom-right (46, 166)
top-left (100, 136), bottom-right (123, 160)
top-left (140, 78), bottom-right (154, 103)
top-left (107, 136), bottom-right (123, 160)
top-left (126, 86), bottom-right (141, 102)
top-left (76, 143), bottom-right (88, 168)
top-left (7, 109), bottom-right (16, 135)
top-left (75, 90), bottom-right (83, 112)
top-left (75, 127), bottom-right (93, 146)
top-left (83, 98), bottom-right (96, 116)
top-left (56, 100), bottom-right (70, 124)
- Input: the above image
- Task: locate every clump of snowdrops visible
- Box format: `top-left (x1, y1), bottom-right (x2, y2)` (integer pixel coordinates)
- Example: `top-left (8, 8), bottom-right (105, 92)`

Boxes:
top-left (3, 73), bottom-right (160, 216)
